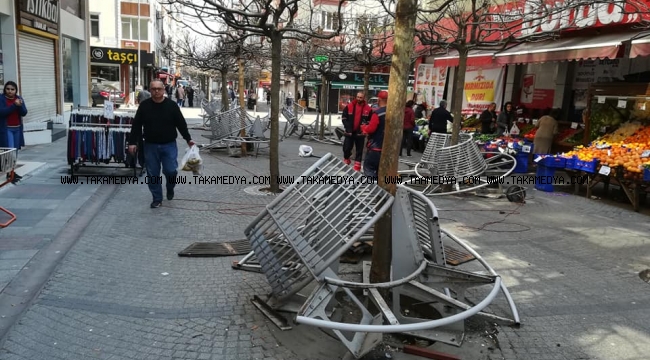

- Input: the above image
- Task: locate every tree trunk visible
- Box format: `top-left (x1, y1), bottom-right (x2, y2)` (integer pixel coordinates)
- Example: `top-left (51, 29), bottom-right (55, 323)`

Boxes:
top-left (450, 47), bottom-right (468, 146)
top-left (221, 71), bottom-right (229, 111)
top-left (364, 65), bottom-right (371, 99)
top-left (370, 0), bottom-right (417, 285)
top-left (269, 33), bottom-right (281, 193)
top-left (319, 75), bottom-right (327, 140)
top-left (238, 58), bottom-right (248, 156)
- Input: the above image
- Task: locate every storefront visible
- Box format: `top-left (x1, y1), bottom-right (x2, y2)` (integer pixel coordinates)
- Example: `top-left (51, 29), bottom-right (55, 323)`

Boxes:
top-left (16, 0), bottom-right (60, 124)
top-left (411, 0), bottom-right (650, 209)
top-left (417, 1), bottom-right (650, 123)
top-left (305, 71), bottom-right (398, 114)
top-left (90, 46), bottom-right (154, 101)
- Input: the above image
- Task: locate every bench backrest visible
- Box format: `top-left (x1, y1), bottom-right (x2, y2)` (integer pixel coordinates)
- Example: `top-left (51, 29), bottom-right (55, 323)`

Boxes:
top-left (244, 153), bottom-right (393, 301)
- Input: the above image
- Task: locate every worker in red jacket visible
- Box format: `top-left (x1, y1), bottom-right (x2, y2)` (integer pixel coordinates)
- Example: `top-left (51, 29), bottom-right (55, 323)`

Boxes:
top-left (401, 100), bottom-right (416, 157)
top-left (341, 91), bottom-right (373, 172)
top-left (360, 90), bottom-right (388, 178)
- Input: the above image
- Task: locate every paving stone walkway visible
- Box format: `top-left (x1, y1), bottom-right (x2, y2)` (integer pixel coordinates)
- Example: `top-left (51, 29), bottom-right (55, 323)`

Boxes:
top-left (0, 107), bottom-right (648, 360)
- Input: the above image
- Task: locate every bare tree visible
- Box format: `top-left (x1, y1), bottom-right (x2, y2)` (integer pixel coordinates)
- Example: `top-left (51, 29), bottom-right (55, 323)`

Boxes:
top-left (164, 33), bottom-right (237, 109)
top-left (163, 0), bottom-right (345, 193)
top-left (369, 0), bottom-right (419, 284)
top-left (341, 13), bottom-right (394, 98)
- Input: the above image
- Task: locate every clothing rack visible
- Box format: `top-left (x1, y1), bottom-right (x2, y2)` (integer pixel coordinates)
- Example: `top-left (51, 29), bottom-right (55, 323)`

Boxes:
top-left (67, 110), bottom-right (141, 177)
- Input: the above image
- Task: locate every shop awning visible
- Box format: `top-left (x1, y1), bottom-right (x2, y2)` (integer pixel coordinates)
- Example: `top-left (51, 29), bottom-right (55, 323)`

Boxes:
top-left (330, 82), bottom-right (388, 90)
top-left (432, 49), bottom-right (496, 68)
top-left (494, 32), bottom-right (638, 65)
top-left (630, 33), bottom-right (650, 58)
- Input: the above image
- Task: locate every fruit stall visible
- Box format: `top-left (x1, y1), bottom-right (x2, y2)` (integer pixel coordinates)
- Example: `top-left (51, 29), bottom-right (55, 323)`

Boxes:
top-left (479, 133), bottom-right (534, 173)
top-left (547, 83), bottom-right (650, 211)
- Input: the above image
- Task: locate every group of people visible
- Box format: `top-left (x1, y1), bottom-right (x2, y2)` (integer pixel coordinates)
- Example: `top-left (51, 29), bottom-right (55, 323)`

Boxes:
top-left (340, 92), bottom-right (459, 175)
top-left (340, 91), bottom-right (389, 177)
top-left (478, 102), bottom-right (560, 154)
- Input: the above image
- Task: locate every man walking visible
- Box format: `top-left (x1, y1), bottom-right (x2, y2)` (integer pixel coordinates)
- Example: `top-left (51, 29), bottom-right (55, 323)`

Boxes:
top-left (341, 91), bottom-right (373, 172)
top-left (186, 86), bottom-right (195, 107)
top-left (361, 90), bottom-right (387, 178)
top-left (128, 79), bottom-right (195, 208)
top-left (175, 85), bottom-right (185, 107)
top-left (428, 100), bottom-right (453, 134)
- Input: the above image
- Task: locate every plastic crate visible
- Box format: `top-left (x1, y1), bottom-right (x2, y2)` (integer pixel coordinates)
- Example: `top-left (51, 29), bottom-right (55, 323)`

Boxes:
top-left (542, 156), bottom-right (566, 168)
top-left (644, 168), bottom-right (650, 182)
top-left (575, 159), bottom-right (599, 173)
top-left (535, 164), bottom-right (556, 192)
top-left (513, 152), bottom-right (529, 173)
top-left (564, 156), bottom-right (577, 170)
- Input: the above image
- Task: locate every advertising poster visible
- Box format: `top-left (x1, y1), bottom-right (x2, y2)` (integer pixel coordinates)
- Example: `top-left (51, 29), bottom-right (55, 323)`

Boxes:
top-left (461, 65), bottom-right (505, 115)
top-left (520, 74), bottom-right (555, 110)
top-left (415, 64), bottom-right (446, 107)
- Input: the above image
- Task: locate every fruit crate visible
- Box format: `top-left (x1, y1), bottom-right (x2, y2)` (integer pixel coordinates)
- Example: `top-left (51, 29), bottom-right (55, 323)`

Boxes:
top-left (564, 156), bottom-right (577, 170)
top-left (542, 156), bottom-right (566, 168)
top-left (575, 159), bottom-right (599, 173)
top-left (534, 164), bottom-right (556, 192)
top-left (514, 152), bottom-right (530, 173)
top-left (644, 168), bottom-right (650, 182)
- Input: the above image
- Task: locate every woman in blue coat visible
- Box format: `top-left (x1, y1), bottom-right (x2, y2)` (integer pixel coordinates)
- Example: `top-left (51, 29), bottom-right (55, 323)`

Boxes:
top-left (0, 81), bottom-right (28, 150)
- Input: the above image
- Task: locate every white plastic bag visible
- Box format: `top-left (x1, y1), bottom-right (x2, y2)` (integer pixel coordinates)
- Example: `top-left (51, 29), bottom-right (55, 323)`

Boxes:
top-left (180, 145), bottom-right (203, 175)
top-left (299, 145), bottom-right (313, 157)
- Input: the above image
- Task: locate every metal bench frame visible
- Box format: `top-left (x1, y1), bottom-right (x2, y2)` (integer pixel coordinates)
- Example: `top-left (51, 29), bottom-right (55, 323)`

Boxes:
top-left (399, 133), bottom-right (517, 196)
top-left (234, 153), bottom-right (520, 358)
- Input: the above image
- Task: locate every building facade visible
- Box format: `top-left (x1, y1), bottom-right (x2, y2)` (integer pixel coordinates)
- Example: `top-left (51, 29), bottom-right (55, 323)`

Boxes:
top-left (0, 0), bottom-right (90, 144)
top-left (89, 0), bottom-right (162, 103)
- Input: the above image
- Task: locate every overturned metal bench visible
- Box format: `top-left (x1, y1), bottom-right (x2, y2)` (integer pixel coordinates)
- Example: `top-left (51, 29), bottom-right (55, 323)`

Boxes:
top-left (399, 133), bottom-right (517, 196)
top-left (235, 153), bottom-right (520, 358)
top-left (200, 107), bottom-right (258, 151)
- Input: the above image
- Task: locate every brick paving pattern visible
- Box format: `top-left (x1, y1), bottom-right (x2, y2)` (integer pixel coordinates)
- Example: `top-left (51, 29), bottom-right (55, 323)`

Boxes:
top-left (0, 107), bottom-right (648, 359)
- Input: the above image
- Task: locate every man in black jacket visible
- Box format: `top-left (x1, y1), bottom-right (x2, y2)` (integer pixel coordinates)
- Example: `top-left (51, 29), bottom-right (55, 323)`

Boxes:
top-left (428, 100), bottom-right (453, 134)
top-left (128, 79), bottom-right (194, 208)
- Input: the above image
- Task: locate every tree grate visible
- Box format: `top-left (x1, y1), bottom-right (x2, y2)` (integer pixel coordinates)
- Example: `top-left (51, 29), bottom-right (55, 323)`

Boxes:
top-left (178, 239), bottom-right (251, 257)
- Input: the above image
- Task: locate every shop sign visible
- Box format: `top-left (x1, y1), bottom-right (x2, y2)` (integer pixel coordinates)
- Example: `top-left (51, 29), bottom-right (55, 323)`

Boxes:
top-left (90, 47), bottom-right (155, 66)
top-left (461, 65), bottom-right (505, 114)
top-left (352, 73), bottom-right (388, 85)
top-left (511, 0), bottom-right (646, 36)
top-left (18, 0), bottom-right (59, 35)
top-left (24, 0), bottom-right (59, 23)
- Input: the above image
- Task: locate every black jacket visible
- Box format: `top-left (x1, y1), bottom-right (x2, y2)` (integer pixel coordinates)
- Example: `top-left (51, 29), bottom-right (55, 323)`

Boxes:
top-left (129, 98), bottom-right (192, 145)
top-left (428, 107), bottom-right (453, 134)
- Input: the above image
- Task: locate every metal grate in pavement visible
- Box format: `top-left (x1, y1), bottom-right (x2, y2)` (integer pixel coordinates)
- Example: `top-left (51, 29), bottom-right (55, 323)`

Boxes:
top-left (444, 245), bottom-right (476, 266)
top-left (178, 239), bottom-right (251, 257)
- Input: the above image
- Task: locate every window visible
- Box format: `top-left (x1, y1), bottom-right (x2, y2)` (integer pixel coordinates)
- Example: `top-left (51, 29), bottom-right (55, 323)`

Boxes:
top-left (90, 14), bottom-right (100, 37)
top-left (321, 11), bottom-right (340, 31)
top-left (121, 17), bottom-right (148, 40)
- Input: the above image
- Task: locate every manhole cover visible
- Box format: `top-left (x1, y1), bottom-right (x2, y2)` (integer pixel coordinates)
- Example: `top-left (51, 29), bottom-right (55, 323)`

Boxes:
top-left (480, 222), bottom-right (530, 232)
top-left (244, 185), bottom-right (282, 196)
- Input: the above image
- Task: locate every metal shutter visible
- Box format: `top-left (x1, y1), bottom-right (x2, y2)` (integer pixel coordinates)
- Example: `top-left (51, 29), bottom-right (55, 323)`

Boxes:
top-left (18, 32), bottom-right (57, 124)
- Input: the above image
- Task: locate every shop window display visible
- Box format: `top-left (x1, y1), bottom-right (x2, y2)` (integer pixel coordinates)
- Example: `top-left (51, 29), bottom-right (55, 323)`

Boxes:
top-left (91, 66), bottom-right (120, 88)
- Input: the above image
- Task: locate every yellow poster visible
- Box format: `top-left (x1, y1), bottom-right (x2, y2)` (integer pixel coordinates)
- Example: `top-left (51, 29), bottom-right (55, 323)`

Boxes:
top-left (464, 69), bottom-right (495, 102)
top-left (462, 66), bottom-right (504, 115)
